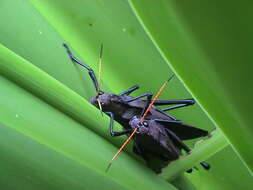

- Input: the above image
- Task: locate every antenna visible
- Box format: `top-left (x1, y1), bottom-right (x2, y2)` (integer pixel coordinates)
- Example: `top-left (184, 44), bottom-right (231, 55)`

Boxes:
top-left (97, 44), bottom-right (104, 116)
top-left (106, 74), bottom-right (175, 172)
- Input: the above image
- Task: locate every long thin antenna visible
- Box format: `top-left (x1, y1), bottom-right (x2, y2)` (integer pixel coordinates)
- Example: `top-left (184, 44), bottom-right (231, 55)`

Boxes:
top-left (106, 74), bottom-right (175, 172)
top-left (106, 128), bottom-right (137, 172)
top-left (141, 74), bottom-right (174, 121)
top-left (97, 44), bottom-right (104, 116)
top-left (98, 44), bottom-right (103, 90)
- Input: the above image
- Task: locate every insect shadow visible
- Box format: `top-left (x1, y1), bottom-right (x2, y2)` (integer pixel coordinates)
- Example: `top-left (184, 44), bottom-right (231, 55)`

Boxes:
top-left (63, 43), bottom-right (210, 173)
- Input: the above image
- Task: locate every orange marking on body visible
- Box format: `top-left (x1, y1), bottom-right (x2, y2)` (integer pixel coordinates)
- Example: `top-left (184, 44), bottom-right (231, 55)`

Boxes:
top-left (106, 74), bottom-right (174, 171)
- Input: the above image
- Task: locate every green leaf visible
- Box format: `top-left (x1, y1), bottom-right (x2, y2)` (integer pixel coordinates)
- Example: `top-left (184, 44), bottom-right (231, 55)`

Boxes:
top-left (161, 130), bottom-right (228, 180)
top-left (129, 0), bottom-right (253, 173)
top-left (0, 45), bottom-right (176, 190)
top-left (1, 0), bottom-right (252, 189)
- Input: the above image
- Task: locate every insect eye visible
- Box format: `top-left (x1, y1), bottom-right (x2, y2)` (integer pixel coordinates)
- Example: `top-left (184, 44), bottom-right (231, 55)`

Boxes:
top-left (143, 121), bottom-right (148, 127)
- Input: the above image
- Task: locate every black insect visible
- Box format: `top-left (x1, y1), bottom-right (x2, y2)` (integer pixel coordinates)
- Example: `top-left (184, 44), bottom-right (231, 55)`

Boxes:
top-left (63, 44), bottom-right (200, 133)
top-left (63, 43), bottom-right (210, 173)
top-left (128, 115), bottom-right (210, 173)
top-left (105, 85), bottom-right (210, 173)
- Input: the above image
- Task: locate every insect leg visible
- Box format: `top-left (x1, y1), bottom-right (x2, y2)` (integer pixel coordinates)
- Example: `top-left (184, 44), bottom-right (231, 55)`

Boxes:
top-left (140, 93), bottom-right (153, 117)
top-left (63, 43), bottom-right (99, 92)
top-left (153, 99), bottom-right (195, 106)
top-left (118, 85), bottom-right (139, 96)
top-left (105, 112), bottom-right (132, 136)
top-left (153, 99), bottom-right (195, 112)
top-left (165, 128), bottom-right (210, 171)
top-left (162, 104), bottom-right (193, 112)
top-left (200, 162), bottom-right (210, 170)
top-left (125, 92), bottom-right (152, 103)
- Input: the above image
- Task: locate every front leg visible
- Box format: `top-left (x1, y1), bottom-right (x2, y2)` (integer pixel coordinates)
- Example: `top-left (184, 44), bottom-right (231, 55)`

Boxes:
top-left (105, 112), bottom-right (132, 137)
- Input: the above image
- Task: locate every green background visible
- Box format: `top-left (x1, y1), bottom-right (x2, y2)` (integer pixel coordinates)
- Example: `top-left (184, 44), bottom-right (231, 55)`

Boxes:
top-left (0, 0), bottom-right (252, 189)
